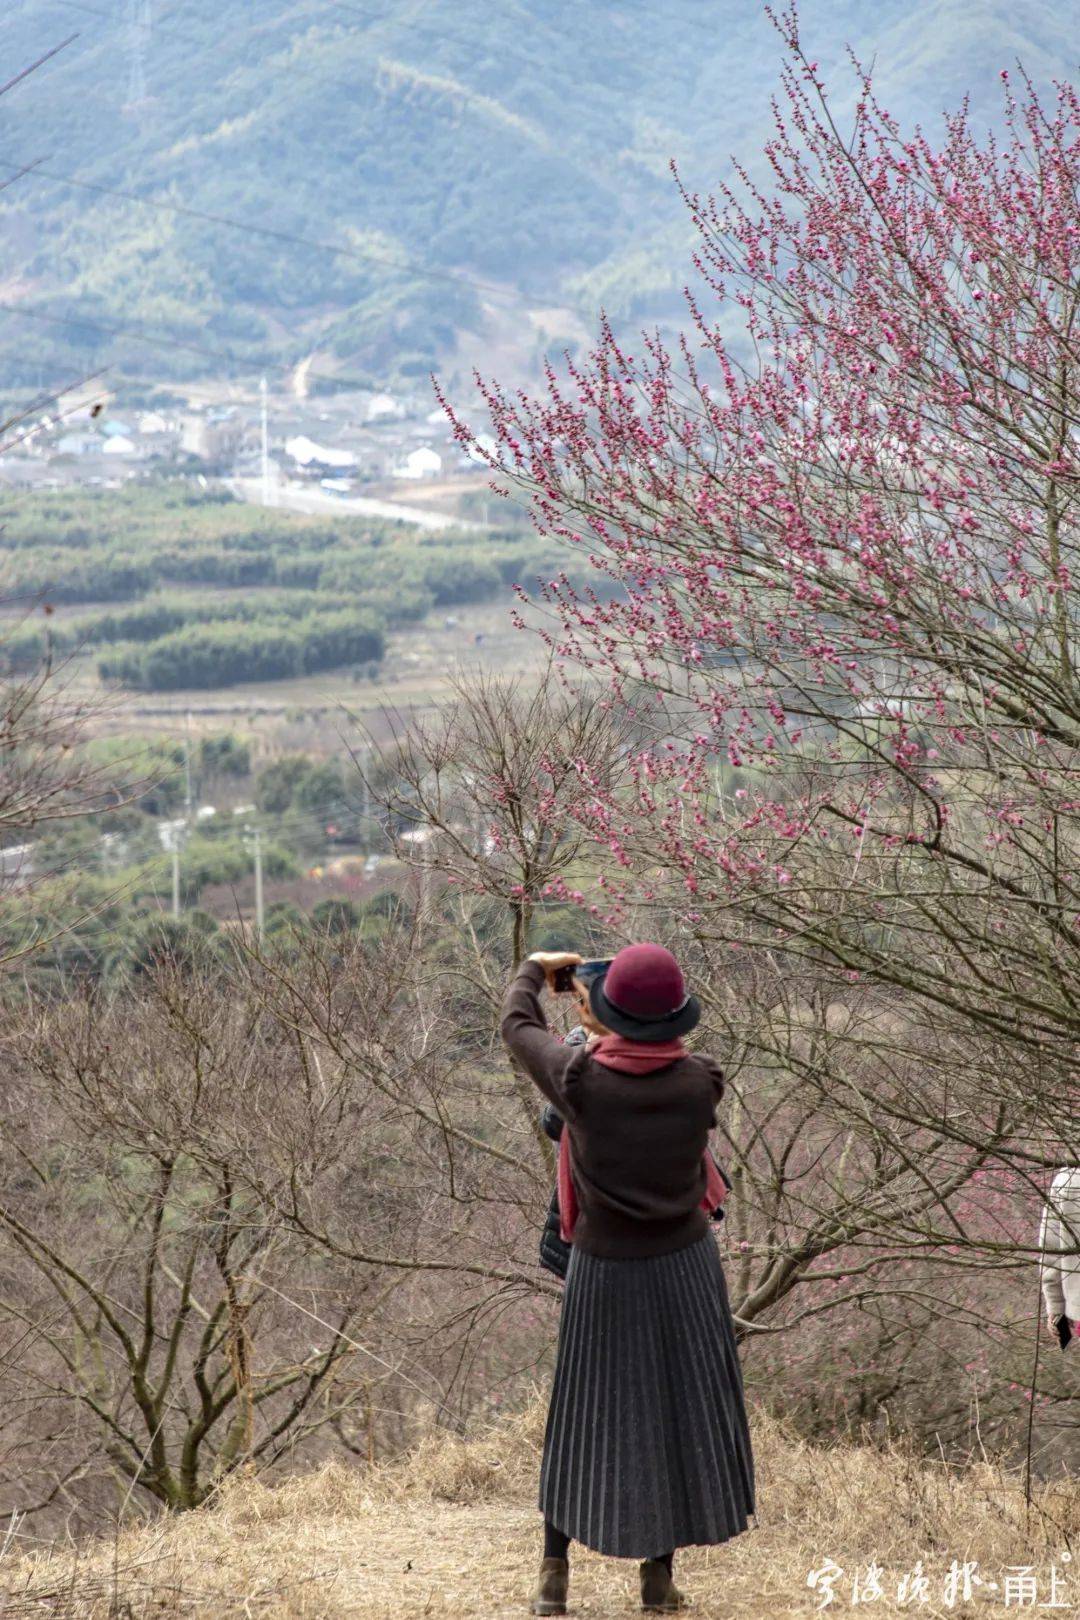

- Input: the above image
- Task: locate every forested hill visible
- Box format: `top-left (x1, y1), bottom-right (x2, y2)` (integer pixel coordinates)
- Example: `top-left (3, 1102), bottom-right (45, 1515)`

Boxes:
top-left (0, 0), bottom-right (1066, 393)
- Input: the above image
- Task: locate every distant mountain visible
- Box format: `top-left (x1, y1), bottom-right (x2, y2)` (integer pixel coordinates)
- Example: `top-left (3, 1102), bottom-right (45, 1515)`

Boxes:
top-left (0, 1), bottom-right (1069, 395)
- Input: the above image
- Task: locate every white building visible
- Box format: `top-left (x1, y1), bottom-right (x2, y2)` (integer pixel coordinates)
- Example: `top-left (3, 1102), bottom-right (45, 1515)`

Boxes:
top-left (286, 435), bottom-right (358, 471)
top-left (392, 446), bottom-right (442, 480)
top-left (366, 392), bottom-right (406, 423)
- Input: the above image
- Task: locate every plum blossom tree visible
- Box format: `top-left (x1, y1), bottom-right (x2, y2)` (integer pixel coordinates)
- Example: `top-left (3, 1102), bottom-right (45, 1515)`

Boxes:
top-left (438, 13), bottom-right (1080, 1448)
top-left (446, 9), bottom-right (1079, 1187)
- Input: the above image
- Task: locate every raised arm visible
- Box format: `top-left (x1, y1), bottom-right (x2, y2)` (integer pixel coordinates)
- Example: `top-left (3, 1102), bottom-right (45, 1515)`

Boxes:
top-left (500, 957), bottom-right (584, 1119)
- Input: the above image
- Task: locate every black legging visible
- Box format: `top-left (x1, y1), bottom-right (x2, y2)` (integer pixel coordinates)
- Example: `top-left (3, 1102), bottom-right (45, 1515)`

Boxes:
top-left (544, 1521), bottom-right (673, 1570)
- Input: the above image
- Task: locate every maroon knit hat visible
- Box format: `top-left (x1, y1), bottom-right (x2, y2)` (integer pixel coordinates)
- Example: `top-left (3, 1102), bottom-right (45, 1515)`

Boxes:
top-left (588, 942), bottom-right (701, 1042)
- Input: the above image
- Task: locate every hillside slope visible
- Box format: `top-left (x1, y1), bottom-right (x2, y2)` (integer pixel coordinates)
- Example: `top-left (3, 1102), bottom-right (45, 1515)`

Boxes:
top-left (8, 1404), bottom-right (1077, 1618)
top-left (0, 0), bottom-right (1069, 392)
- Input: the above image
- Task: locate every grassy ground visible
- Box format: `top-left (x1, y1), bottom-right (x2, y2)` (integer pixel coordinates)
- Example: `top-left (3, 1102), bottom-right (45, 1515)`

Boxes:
top-left (6, 1404), bottom-right (1076, 1618)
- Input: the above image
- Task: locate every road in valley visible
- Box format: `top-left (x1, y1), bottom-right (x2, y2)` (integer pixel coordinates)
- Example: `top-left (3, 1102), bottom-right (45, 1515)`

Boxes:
top-left (229, 475), bottom-right (487, 531)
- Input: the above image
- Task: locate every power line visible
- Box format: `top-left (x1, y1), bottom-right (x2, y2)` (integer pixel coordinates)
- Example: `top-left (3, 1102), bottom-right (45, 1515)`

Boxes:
top-left (3, 767), bottom-right (419, 957)
top-left (0, 297), bottom-right (385, 394)
top-left (0, 835), bottom-right (126, 883)
top-left (29, 0), bottom-right (559, 105)
top-left (27, 0), bottom-right (390, 81)
top-left (16, 0), bottom-right (202, 49)
top-left (10, 807), bottom-right (389, 945)
top-left (0, 17), bottom-right (500, 396)
top-left (0, 155), bottom-right (53, 198)
top-left (0, 0), bottom-right (556, 313)
top-left (0, 368), bottom-right (109, 454)
top-left (5, 0), bottom-right (338, 88)
top-left (5, 0), bottom-right (719, 323)
top-left (0, 32), bottom-right (79, 98)
top-left (17, 0), bottom-right (351, 56)
top-left (0, 3), bottom-right (615, 398)
top-left (6, 16), bottom-right (503, 286)
top-left (5, 0), bottom-right (478, 217)
top-left (17, 0), bottom-right (730, 151)
top-left (4, 806), bottom-right (376, 925)
top-left (39, 0), bottom-right (714, 88)
top-left (13, 791), bottom-right (382, 865)
top-left (205, 801), bottom-right (363, 842)
top-left (0, 155), bottom-right (514, 304)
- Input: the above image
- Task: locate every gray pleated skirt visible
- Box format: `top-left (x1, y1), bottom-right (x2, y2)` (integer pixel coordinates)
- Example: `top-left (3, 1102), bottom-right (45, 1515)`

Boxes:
top-left (539, 1231), bottom-right (756, 1558)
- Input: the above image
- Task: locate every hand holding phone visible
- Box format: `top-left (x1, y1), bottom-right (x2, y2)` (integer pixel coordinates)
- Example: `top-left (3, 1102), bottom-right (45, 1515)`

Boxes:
top-left (554, 958), bottom-right (613, 993)
top-left (1053, 1314), bottom-right (1073, 1350)
top-left (526, 951), bottom-right (583, 993)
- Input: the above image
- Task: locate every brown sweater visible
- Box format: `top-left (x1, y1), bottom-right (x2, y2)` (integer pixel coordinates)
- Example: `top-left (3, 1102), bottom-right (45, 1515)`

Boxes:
top-left (501, 961), bottom-right (725, 1260)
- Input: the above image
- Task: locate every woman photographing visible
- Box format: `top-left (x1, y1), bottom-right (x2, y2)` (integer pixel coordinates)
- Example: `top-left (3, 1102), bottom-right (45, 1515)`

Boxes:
top-left (501, 944), bottom-right (756, 1615)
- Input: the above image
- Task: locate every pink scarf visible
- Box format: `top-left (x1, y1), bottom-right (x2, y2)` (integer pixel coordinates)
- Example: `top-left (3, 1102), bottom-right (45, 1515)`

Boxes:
top-left (556, 1034), bottom-right (729, 1242)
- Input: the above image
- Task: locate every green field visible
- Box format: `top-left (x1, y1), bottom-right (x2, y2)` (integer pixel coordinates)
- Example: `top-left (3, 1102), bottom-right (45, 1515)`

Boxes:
top-left (0, 478), bottom-right (559, 984)
top-left (0, 480), bottom-right (563, 693)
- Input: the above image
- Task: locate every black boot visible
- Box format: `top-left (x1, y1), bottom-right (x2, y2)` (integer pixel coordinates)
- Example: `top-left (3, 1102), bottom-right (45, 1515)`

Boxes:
top-left (530, 1556), bottom-right (569, 1615)
top-left (640, 1558), bottom-right (687, 1612)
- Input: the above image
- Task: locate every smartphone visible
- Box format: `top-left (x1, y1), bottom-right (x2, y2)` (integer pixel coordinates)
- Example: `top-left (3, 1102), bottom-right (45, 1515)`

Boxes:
top-left (553, 959), bottom-right (611, 993)
top-left (1055, 1314), bottom-right (1073, 1350)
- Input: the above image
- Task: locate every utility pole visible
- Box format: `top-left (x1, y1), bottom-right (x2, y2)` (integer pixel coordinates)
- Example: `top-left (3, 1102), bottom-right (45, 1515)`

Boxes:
top-left (161, 818), bottom-right (186, 919)
top-left (253, 824), bottom-right (264, 939)
top-left (184, 713), bottom-right (194, 820)
top-left (240, 813), bottom-right (264, 939)
top-left (359, 747), bottom-right (371, 843)
top-left (168, 712), bottom-right (194, 924)
top-left (260, 376), bottom-right (271, 507)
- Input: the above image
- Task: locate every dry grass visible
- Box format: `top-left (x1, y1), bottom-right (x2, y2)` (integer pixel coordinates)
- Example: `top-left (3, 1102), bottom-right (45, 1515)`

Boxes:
top-left (3, 1405), bottom-right (1076, 1619)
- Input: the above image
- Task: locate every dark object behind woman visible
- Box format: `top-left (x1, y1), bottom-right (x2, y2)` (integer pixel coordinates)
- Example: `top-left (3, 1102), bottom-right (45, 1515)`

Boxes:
top-left (501, 945), bottom-right (755, 1615)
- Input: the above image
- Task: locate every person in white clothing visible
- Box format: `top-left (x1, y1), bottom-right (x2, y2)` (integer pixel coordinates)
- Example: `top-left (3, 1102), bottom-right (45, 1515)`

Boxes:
top-left (1039, 1167), bottom-right (1080, 1344)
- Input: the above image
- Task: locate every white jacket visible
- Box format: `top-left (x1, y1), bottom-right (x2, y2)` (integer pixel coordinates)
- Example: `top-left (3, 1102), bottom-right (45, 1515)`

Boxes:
top-left (1039, 1167), bottom-right (1080, 1321)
